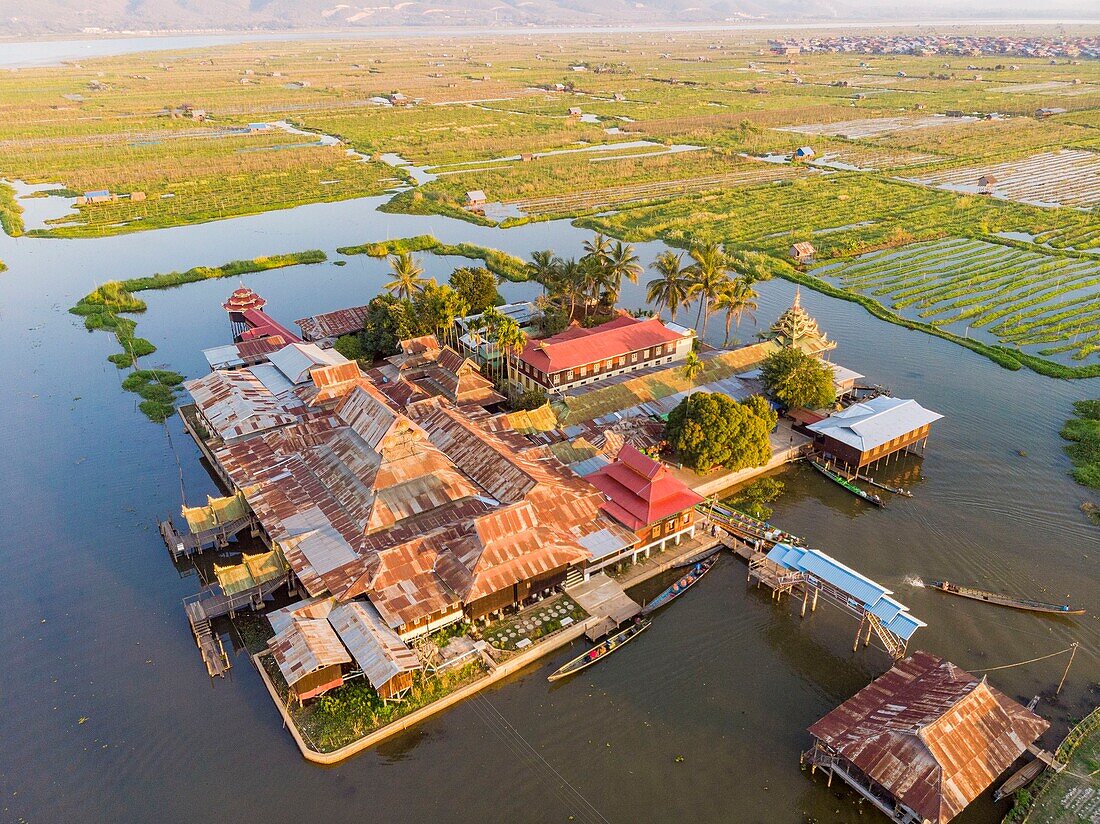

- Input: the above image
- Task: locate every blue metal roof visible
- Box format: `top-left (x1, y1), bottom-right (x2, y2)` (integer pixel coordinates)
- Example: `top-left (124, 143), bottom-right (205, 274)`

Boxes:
top-left (568, 455), bottom-right (609, 477)
top-left (763, 544), bottom-right (923, 640)
top-left (883, 611), bottom-right (925, 641)
top-left (796, 549), bottom-right (891, 608)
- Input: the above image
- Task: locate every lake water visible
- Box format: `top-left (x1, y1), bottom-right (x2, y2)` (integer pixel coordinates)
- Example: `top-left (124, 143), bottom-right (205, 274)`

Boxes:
top-left (0, 189), bottom-right (1097, 824)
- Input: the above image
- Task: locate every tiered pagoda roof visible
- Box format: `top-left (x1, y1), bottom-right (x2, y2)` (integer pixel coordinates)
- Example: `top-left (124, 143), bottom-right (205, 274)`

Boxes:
top-left (770, 288), bottom-right (831, 350)
top-left (223, 286), bottom-right (267, 315)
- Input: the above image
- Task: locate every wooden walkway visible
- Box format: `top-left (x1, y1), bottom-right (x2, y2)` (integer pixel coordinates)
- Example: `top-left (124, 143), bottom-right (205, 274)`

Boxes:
top-left (182, 575), bottom-right (288, 678)
top-left (159, 516), bottom-right (252, 561)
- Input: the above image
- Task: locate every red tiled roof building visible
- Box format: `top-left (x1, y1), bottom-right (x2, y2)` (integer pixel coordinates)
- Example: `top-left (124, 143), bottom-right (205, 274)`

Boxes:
top-left (511, 314), bottom-right (694, 393)
top-left (586, 444), bottom-right (704, 574)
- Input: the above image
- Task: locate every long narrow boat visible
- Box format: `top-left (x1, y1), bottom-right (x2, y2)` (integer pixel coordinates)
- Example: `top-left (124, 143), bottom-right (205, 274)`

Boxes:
top-left (702, 501), bottom-right (806, 546)
top-left (809, 460), bottom-right (886, 508)
top-left (929, 580), bottom-right (1086, 616)
top-left (849, 469), bottom-right (914, 498)
top-left (642, 554), bottom-right (718, 615)
top-left (547, 620), bottom-right (651, 682)
top-left (993, 758), bottom-right (1045, 802)
top-left (673, 544), bottom-right (723, 570)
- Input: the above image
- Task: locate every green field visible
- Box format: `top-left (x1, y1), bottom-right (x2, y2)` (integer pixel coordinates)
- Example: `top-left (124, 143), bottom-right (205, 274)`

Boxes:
top-left (2, 32), bottom-right (1097, 374)
top-left (814, 239), bottom-right (1100, 364)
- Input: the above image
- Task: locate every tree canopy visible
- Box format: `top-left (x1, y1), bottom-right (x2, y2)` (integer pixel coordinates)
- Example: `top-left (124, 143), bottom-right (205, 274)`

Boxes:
top-left (449, 266), bottom-right (500, 314)
top-left (665, 392), bottom-right (777, 473)
top-left (759, 348), bottom-right (836, 411)
top-left (360, 294), bottom-right (415, 360)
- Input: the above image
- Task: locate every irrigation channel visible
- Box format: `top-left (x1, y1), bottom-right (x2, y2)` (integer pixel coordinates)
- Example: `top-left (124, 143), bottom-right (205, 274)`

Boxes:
top-left (0, 170), bottom-right (1098, 822)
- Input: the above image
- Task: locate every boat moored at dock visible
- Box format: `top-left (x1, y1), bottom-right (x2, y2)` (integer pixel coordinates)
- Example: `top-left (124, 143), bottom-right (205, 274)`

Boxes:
top-left (547, 620), bottom-right (651, 682)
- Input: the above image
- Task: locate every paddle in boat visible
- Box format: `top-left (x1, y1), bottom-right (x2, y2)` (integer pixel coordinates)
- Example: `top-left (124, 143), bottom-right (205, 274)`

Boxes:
top-left (547, 619), bottom-right (651, 682)
top-left (641, 554), bottom-right (719, 616)
top-left (809, 459), bottom-right (885, 508)
top-left (929, 580), bottom-right (1086, 616)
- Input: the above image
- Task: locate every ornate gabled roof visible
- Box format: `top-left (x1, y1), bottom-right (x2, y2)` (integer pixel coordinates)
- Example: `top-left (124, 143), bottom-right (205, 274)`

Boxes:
top-left (223, 286), bottom-right (266, 314)
top-left (770, 287), bottom-right (827, 347)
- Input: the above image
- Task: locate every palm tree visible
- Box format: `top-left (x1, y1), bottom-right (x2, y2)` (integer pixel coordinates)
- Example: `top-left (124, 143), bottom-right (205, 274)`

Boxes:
top-left (528, 249), bottom-right (560, 297)
top-left (556, 257), bottom-right (586, 319)
top-left (713, 276), bottom-right (758, 347)
top-left (681, 350), bottom-right (703, 381)
top-left (494, 317), bottom-right (528, 401)
top-left (384, 252), bottom-right (431, 300)
top-left (581, 232), bottom-right (612, 303)
top-left (475, 306), bottom-right (506, 381)
top-left (646, 250), bottom-right (690, 322)
top-left (686, 242), bottom-right (730, 338)
top-left (603, 241), bottom-right (642, 303)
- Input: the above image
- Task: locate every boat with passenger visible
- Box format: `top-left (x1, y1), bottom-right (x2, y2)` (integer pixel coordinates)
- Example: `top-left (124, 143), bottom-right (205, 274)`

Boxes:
top-left (929, 580), bottom-right (1085, 615)
top-left (547, 619), bottom-right (651, 682)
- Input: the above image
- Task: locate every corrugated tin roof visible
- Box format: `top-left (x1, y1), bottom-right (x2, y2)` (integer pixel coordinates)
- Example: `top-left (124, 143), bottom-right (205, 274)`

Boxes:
top-left (808, 396), bottom-right (943, 453)
top-left (269, 343), bottom-right (349, 385)
top-left (808, 651), bottom-right (1049, 824)
top-left (270, 616), bottom-right (351, 687)
top-left (295, 304), bottom-right (370, 341)
top-left (328, 601), bottom-right (420, 691)
top-left (186, 369), bottom-right (299, 441)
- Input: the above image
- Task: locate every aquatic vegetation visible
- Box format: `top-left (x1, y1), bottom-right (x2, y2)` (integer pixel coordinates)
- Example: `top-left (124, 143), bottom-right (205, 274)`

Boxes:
top-left (120, 370), bottom-right (186, 423)
top-left (722, 477), bottom-right (786, 521)
top-left (70, 251), bottom-right (326, 418)
top-left (337, 234), bottom-right (529, 281)
top-left (0, 181), bottom-right (24, 237)
top-left (1061, 399), bottom-right (1100, 490)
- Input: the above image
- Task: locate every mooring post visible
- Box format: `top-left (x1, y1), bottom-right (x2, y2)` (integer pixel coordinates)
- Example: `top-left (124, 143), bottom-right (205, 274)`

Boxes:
top-left (811, 588), bottom-right (819, 612)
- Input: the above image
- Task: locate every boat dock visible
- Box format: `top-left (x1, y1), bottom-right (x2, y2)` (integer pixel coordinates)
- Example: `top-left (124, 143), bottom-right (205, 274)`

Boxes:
top-left (568, 573), bottom-right (642, 641)
top-left (182, 573), bottom-right (289, 677)
top-left (745, 544), bottom-right (925, 659)
top-left (158, 515), bottom-right (253, 561)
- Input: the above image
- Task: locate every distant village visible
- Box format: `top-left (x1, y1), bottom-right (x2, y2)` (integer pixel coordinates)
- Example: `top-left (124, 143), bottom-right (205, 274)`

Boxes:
top-left (768, 33), bottom-right (1100, 60)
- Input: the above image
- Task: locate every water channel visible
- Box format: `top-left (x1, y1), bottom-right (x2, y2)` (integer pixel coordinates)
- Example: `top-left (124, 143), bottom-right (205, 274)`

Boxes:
top-left (0, 172), bottom-right (1097, 823)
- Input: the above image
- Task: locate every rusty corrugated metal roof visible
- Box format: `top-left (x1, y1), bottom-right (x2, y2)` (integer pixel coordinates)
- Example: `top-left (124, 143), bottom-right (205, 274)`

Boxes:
top-left (295, 304), bottom-right (370, 341)
top-left (808, 651), bottom-right (1049, 823)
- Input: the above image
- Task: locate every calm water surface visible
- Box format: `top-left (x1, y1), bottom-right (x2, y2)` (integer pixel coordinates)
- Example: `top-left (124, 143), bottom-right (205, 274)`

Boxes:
top-left (0, 193), bottom-right (1097, 823)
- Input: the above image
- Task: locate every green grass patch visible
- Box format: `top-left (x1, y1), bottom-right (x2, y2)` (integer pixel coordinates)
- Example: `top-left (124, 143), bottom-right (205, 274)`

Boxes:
top-left (335, 234), bottom-right (530, 281)
top-left (336, 234), bottom-right (439, 257)
top-left (0, 181), bottom-right (24, 237)
top-left (1061, 399), bottom-right (1100, 490)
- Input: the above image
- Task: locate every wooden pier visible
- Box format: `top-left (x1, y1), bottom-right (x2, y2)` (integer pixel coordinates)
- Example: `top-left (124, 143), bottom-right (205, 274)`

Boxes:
top-left (182, 574), bottom-right (288, 677)
top-left (158, 515), bottom-right (253, 561)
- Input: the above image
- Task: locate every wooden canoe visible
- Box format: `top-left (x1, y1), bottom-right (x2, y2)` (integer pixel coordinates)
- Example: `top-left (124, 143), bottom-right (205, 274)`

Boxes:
top-left (547, 620), bottom-right (650, 682)
top-left (642, 554), bottom-right (718, 616)
top-left (810, 460), bottom-right (886, 507)
top-left (929, 581), bottom-right (1086, 616)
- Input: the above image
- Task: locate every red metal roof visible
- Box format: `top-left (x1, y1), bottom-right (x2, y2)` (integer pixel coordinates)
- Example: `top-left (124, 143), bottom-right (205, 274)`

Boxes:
top-left (587, 444), bottom-right (703, 530)
top-left (808, 651), bottom-right (1048, 824)
top-left (238, 307), bottom-right (302, 344)
top-left (517, 315), bottom-right (687, 374)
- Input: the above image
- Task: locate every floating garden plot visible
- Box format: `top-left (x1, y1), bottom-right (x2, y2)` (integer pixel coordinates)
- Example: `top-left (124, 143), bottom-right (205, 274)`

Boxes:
top-left (813, 238), bottom-right (1100, 364)
top-left (908, 149), bottom-right (1100, 209)
top-left (778, 115), bottom-right (975, 140)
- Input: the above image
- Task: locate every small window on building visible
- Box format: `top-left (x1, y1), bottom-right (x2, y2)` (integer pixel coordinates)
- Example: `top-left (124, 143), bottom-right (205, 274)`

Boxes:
top-left (631, 352), bottom-right (638, 363)
top-left (681, 512), bottom-right (689, 525)
top-left (566, 370), bottom-right (574, 381)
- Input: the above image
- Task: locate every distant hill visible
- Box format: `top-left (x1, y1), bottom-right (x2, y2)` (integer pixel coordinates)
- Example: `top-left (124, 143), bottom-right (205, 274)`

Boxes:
top-left (2, 0), bottom-right (1096, 36)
